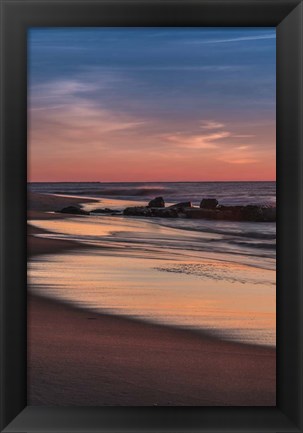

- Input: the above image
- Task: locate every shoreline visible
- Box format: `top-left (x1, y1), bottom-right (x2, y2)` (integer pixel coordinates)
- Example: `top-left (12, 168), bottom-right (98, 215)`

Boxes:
top-left (28, 291), bottom-right (276, 406)
top-left (28, 191), bottom-right (100, 255)
top-left (27, 192), bottom-right (276, 406)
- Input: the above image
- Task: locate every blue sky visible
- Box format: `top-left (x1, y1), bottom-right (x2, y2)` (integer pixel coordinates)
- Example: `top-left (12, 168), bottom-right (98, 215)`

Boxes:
top-left (28, 28), bottom-right (276, 182)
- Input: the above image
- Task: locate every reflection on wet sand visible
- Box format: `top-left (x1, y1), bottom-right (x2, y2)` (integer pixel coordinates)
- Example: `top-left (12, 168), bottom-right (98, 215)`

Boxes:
top-left (28, 212), bottom-right (275, 346)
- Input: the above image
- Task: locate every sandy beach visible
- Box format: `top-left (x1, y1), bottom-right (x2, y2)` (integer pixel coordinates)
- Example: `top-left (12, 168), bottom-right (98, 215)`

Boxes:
top-left (27, 192), bottom-right (276, 406)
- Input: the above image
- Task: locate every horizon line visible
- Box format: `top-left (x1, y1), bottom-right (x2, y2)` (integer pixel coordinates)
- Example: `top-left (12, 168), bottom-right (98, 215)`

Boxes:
top-left (27, 179), bottom-right (276, 184)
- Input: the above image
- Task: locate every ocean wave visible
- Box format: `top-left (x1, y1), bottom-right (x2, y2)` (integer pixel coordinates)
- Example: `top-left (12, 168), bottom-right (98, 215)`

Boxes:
top-left (156, 220), bottom-right (276, 241)
top-left (191, 235), bottom-right (276, 251)
top-left (227, 240), bottom-right (276, 250)
top-left (51, 188), bottom-right (168, 197)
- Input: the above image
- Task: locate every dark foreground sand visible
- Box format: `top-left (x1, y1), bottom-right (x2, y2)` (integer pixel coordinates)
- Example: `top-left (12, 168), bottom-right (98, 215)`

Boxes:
top-left (27, 192), bottom-right (276, 406)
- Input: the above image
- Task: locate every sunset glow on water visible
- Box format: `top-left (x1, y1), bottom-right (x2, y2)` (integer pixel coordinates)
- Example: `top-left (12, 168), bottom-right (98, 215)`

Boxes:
top-left (28, 207), bottom-right (275, 346)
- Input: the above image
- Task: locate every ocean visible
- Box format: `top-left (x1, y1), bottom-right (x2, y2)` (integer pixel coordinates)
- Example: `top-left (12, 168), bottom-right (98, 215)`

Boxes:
top-left (29, 181), bottom-right (276, 207)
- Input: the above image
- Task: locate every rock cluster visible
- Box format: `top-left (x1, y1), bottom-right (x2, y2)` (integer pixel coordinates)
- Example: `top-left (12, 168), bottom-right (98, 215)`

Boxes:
top-left (90, 208), bottom-right (121, 215)
top-left (123, 197), bottom-right (276, 222)
top-left (124, 201), bottom-right (191, 218)
top-left (58, 205), bottom-right (89, 215)
top-left (58, 206), bottom-right (119, 216)
top-left (58, 197), bottom-right (276, 222)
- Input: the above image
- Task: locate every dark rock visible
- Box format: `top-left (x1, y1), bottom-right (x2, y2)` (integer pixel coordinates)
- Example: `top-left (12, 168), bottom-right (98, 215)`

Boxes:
top-left (152, 208), bottom-right (179, 218)
top-left (58, 205), bottom-right (89, 215)
top-left (200, 198), bottom-right (218, 209)
top-left (261, 207), bottom-right (276, 222)
top-left (241, 205), bottom-right (264, 221)
top-left (185, 208), bottom-right (220, 220)
top-left (212, 205), bottom-right (262, 221)
top-left (168, 201), bottom-right (192, 210)
top-left (91, 208), bottom-right (120, 214)
top-left (123, 206), bottom-right (179, 218)
top-left (123, 206), bottom-right (153, 217)
top-left (219, 205), bottom-right (264, 221)
top-left (148, 197), bottom-right (165, 208)
top-left (216, 205), bottom-right (245, 221)
top-left (123, 203), bottom-right (276, 222)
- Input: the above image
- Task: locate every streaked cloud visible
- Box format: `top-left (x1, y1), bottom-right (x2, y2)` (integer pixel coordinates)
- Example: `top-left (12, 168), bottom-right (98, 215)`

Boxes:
top-left (200, 121), bottom-right (225, 130)
top-left (164, 131), bottom-right (230, 149)
top-left (199, 34), bottom-right (276, 44)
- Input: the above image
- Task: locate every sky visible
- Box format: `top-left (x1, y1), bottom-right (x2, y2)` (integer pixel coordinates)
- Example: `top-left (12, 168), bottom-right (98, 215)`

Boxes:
top-left (28, 28), bottom-right (276, 182)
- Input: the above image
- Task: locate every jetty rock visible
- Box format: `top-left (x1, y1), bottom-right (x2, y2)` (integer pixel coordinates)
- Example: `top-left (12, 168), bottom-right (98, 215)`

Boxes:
top-left (90, 208), bottom-right (121, 215)
top-left (261, 207), bottom-right (276, 222)
top-left (218, 205), bottom-right (271, 222)
top-left (122, 197), bottom-right (275, 222)
top-left (168, 201), bottom-right (192, 210)
top-left (58, 205), bottom-right (89, 215)
top-left (123, 206), bottom-right (179, 218)
top-left (148, 197), bottom-right (165, 208)
top-left (200, 198), bottom-right (218, 209)
top-left (124, 206), bottom-right (153, 217)
top-left (153, 208), bottom-right (179, 218)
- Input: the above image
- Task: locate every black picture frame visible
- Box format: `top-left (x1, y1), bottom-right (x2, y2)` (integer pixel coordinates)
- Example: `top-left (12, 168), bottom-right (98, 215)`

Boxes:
top-left (0, 0), bottom-right (302, 432)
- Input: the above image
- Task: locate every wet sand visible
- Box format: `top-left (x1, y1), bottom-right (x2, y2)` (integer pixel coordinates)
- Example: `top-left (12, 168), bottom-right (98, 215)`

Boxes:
top-left (27, 192), bottom-right (97, 254)
top-left (27, 192), bottom-right (276, 406)
top-left (28, 191), bottom-right (97, 213)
